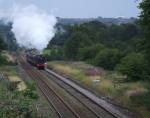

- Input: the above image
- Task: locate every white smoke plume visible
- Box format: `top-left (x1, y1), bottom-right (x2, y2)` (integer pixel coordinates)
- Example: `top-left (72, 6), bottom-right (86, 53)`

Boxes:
top-left (1, 4), bottom-right (57, 51)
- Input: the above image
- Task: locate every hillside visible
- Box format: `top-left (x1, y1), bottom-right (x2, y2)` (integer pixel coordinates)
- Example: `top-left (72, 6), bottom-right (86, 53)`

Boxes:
top-left (57, 17), bottom-right (137, 25)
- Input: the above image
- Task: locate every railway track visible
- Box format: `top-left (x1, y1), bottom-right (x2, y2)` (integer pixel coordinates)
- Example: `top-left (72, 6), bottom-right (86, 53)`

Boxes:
top-left (41, 70), bottom-right (116, 118)
top-left (34, 72), bottom-right (80, 118)
top-left (44, 70), bottom-right (132, 118)
top-left (19, 56), bottom-right (79, 118)
top-left (18, 55), bottom-right (130, 118)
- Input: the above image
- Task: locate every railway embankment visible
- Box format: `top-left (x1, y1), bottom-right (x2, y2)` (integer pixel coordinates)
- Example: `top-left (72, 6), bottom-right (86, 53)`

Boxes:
top-left (20, 55), bottom-right (117, 118)
top-left (47, 61), bottom-right (149, 118)
top-left (0, 65), bottom-right (38, 117)
top-left (0, 52), bottom-right (52, 118)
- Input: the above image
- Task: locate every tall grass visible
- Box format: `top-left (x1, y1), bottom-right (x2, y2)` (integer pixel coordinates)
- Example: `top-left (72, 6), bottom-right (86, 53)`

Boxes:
top-left (48, 61), bottom-right (150, 117)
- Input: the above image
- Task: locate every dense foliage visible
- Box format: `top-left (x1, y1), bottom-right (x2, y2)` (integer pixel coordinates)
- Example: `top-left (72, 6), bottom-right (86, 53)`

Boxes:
top-left (0, 80), bottom-right (39, 118)
top-left (45, 19), bottom-right (150, 81)
top-left (94, 48), bottom-right (122, 70)
top-left (0, 21), bottom-right (18, 51)
top-left (140, 0), bottom-right (150, 73)
top-left (116, 53), bottom-right (149, 81)
top-left (0, 36), bottom-right (7, 65)
top-left (0, 36), bottom-right (6, 52)
top-left (22, 0), bottom-right (144, 82)
top-left (0, 21), bottom-right (18, 65)
top-left (44, 46), bottom-right (64, 60)
top-left (78, 44), bottom-right (105, 61)
top-left (46, 20), bottom-right (150, 81)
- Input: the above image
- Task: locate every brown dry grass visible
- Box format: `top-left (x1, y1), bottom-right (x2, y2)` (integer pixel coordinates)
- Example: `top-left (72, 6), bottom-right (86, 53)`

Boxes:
top-left (8, 76), bottom-right (27, 91)
top-left (0, 65), bottom-right (27, 91)
top-left (48, 61), bottom-right (149, 117)
top-left (48, 61), bottom-right (148, 98)
top-left (1, 51), bottom-right (15, 63)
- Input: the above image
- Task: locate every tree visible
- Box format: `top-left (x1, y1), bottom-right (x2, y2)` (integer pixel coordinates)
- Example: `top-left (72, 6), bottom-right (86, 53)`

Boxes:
top-left (94, 48), bottom-right (122, 70)
top-left (0, 22), bottom-right (17, 51)
top-left (64, 32), bottom-right (91, 60)
top-left (43, 46), bottom-right (64, 60)
top-left (116, 53), bottom-right (149, 81)
top-left (0, 36), bottom-right (8, 65)
top-left (0, 36), bottom-right (6, 52)
top-left (78, 44), bottom-right (105, 61)
top-left (140, 0), bottom-right (150, 70)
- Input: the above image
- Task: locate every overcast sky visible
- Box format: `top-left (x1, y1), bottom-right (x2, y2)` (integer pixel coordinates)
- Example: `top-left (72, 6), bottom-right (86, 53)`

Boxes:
top-left (0, 0), bottom-right (142, 18)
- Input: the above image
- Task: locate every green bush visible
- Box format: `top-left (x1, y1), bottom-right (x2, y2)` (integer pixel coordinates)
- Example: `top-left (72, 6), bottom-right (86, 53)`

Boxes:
top-left (0, 55), bottom-right (8, 65)
top-left (78, 44), bottom-right (105, 61)
top-left (130, 92), bottom-right (150, 109)
top-left (140, 0), bottom-right (150, 72)
top-left (94, 48), bottom-right (122, 70)
top-left (43, 47), bottom-right (64, 61)
top-left (0, 80), bottom-right (39, 118)
top-left (64, 32), bottom-right (92, 60)
top-left (0, 37), bottom-right (7, 51)
top-left (116, 53), bottom-right (149, 81)
top-left (0, 54), bottom-right (16, 66)
top-left (22, 81), bottom-right (39, 100)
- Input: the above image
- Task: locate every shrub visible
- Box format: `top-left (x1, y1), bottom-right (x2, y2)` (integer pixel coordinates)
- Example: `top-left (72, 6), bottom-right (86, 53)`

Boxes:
top-left (64, 32), bottom-right (92, 60)
top-left (78, 44), bottom-right (105, 61)
top-left (94, 48), bottom-right (122, 70)
top-left (43, 47), bottom-right (64, 61)
top-left (116, 53), bottom-right (149, 81)
top-left (22, 81), bottom-right (39, 100)
top-left (0, 55), bottom-right (8, 65)
top-left (130, 92), bottom-right (150, 109)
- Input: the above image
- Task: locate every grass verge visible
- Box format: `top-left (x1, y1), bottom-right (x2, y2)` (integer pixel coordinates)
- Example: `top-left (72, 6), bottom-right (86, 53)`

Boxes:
top-left (0, 66), bottom-right (38, 117)
top-left (48, 61), bottom-right (150, 118)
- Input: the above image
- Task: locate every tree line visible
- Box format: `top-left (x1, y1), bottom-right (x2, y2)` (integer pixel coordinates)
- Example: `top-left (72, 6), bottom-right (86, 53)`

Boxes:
top-left (0, 0), bottom-right (149, 81)
top-left (45, 0), bottom-right (150, 81)
top-left (0, 22), bottom-right (18, 65)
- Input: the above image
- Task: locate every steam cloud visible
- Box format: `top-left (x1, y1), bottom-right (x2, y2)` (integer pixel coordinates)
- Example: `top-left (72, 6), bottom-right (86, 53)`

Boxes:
top-left (1, 4), bottom-right (57, 51)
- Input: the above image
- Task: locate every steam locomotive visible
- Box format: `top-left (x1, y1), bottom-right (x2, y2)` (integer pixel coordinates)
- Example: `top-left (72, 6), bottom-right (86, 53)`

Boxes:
top-left (26, 53), bottom-right (47, 69)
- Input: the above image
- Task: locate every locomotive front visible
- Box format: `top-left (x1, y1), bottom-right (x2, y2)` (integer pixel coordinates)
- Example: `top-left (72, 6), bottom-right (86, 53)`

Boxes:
top-left (35, 55), bottom-right (47, 69)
